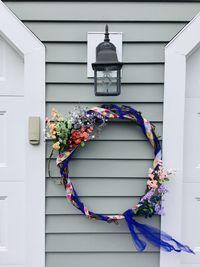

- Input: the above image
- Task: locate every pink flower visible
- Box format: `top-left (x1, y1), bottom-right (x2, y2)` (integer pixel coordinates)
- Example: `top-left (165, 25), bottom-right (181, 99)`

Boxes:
top-left (148, 173), bottom-right (154, 179)
top-left (67, 194), bottom-right (72, 200)
top-left (157, 160), bottom-right (163, 167)
top-left (159, 172), bottom-right (167, 180)
top-left (67, 183), bottom-right (72, 189)
top-left (158, 167), bottom-right (170, 180)
top-left (147, 179), bottom-right (158, 189)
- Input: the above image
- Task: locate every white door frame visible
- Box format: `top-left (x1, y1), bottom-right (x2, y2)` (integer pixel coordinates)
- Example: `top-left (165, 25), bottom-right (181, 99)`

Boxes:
top-left (160, 11), bottom-right (200, 267)
top-left (0, 2), bottom-right (45, 267)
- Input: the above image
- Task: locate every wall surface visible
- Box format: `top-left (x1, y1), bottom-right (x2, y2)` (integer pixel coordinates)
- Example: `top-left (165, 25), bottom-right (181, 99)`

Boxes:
top-left (3, 1), bottom-right (200, 267)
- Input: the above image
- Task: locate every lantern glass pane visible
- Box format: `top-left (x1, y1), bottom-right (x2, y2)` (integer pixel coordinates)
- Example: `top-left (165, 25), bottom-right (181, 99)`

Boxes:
top-left (96, 69), bottom-right (119, 95)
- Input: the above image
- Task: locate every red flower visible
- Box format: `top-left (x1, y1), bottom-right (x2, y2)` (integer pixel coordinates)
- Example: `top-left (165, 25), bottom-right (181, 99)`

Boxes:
top-left (72, 130), bottom-right (81, 139)
top-left (74, 138), bottom-right (81, 144)
top-left (82, 132), bottom-right (89, 141)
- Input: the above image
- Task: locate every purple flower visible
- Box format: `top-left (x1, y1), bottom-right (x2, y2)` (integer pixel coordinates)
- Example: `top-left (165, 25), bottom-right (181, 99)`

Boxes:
top-left (142, 189), bottom-right (155, 201)
top-left (158, 207), bottom-right (165, 216)
top-left (158, 184), bottom-right (168, 194)
top-left (155, 203), bottom-right (165, 215)
top-left (155, 203), bottom-right (160, 213)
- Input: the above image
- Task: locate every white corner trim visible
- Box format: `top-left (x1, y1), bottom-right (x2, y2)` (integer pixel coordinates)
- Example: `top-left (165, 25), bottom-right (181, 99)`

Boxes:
top-left (160, 10), bottom-right (200, 267)
top-left (166, 11), bottom-right (200, 56)
top-left (0, 1), bottom-right (45, 267)
top-left (0, 0), bottom-right (44, 55)
top-left (24, 49), bottom-right (45, 267)
top-left (160, 52), bottom-right (186, 267)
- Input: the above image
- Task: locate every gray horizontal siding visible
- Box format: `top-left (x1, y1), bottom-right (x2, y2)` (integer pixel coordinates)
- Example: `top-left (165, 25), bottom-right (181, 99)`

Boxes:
top-left (46, 252), bottom-right (159, 267)
top-left (45, 43), bottom-right (166, 63)
top-left (46, 214), bottom-right (160, 233)
top-left (46, 64), bottom-right (164, 83)
top-left (5, 1), bottom-right (200, 266)
top-left (47, 84), bottom-right (164, 102)
top-left (46, 197), bottom-right (141, 215)
top-left (46, 178), bottom-right (148, 197)
top-left (46, 233), bottom-right (159, 252)
top-left (47, 141), bottom-right (156, 159)
top-left (47, 159), bottom-right (153, 178)
top-left (24, 22), bottom-right (186, 42)
top-left (5, 2), bottom-right (200, 21)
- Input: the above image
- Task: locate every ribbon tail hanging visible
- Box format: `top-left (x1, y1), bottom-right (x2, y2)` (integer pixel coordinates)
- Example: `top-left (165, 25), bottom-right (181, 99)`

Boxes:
top-left (123, 209), bottom-right (146, 251)
top-left (123, 209), bottom-right (194, 254)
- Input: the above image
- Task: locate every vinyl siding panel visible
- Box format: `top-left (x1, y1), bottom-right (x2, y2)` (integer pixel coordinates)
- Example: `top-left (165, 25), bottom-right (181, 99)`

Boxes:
top-left (45, 43), bottom-right (166, 63)
top-left (46, 84), bottom-right (164, 102)
top-left (24, 22), bottom-right (186, 42)
top-left (46, 253), bottom-right (160, 267)
top-left (4, 1), bottom-right (200, 267)
top-left (47, 159), bottom-right (153, 178)
top-left (46, 63), bottom-right (164, 83)
top-left (46, 197), bottom-right (146, 215)
top-left (47, 141), bottom-right (157, 159)
top-left (46, 178), bottom-right (149, 197)
top-left (46, 233), bottom-right (159, 252)
top-left (5, 2), bottom-right (200, 21)
top-left (46, 214), bottom-right (160, 232)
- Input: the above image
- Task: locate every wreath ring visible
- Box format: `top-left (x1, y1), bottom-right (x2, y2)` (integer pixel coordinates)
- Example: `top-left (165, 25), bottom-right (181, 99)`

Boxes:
top-left (47, 104), bottom-right (193, 253)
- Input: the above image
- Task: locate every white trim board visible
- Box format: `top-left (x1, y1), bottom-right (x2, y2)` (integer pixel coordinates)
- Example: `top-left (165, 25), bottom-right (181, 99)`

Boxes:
top-left (0, 1), bottom-right (45, 267)
top-left (160, 11), bottom-right (200, 267)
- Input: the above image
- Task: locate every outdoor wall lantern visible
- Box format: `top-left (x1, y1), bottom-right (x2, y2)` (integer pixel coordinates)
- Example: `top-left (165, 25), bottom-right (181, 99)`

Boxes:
top-left (92, 25), bottom-right (123, 96)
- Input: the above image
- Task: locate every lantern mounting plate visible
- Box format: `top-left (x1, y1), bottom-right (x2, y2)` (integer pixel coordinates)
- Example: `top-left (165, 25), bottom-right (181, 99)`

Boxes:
top-left (87, 31), bottom-right (122, 78)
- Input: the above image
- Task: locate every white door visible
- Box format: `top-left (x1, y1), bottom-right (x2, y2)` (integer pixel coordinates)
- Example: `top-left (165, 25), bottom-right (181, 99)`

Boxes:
top-left (0, 2), bottom-right (45, 267)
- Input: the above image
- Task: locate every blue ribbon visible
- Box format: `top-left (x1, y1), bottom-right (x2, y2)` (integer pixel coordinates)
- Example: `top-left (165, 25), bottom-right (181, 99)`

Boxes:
top-left (123, 209), bottom-right (147, 251)
top-left (123, 209), bottom-right (194, 253)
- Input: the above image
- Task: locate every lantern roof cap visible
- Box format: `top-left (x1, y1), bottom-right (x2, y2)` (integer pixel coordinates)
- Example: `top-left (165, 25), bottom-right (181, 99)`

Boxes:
top-left (92, 24), bottom-right (123, 68)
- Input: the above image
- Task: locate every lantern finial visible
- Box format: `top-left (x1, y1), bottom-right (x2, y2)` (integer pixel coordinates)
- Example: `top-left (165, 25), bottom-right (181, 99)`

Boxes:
top-left (104, 24), bottom-right (110, 42)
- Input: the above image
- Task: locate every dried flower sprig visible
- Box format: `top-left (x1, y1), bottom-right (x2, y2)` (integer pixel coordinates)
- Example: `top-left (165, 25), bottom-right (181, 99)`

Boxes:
top-left (46, 106), bottom-right (106, 154)
top-left (134, 160), bottom-right (174, 217)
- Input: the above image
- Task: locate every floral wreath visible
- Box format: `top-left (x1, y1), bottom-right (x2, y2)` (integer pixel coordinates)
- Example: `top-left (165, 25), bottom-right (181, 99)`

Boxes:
top-left (46, 104), bottom-right (193, 253)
